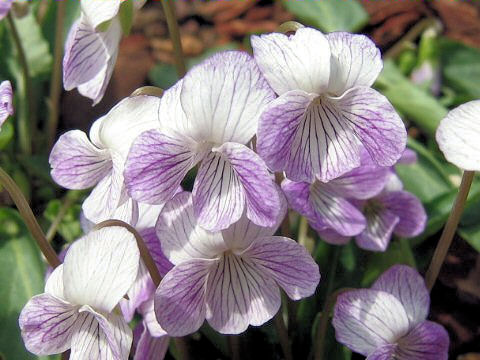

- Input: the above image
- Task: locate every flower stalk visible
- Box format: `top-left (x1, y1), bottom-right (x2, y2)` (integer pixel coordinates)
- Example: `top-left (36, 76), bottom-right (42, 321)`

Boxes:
top-left (160, 0), bottom-right (186, 77)
top-left (274, 311), bottom-right (293, 360)
top-left (425, 170), bottom-right (475, 291)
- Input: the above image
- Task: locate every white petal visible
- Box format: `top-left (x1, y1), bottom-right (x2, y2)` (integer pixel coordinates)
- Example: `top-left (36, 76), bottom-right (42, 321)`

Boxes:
top-left (81, 0), bottom-right (121, 29)
top-left (45, 265), bottom-right (65, 299)
top-left (436, 100), bottom-right (480, 171)
top-left (63, 227), bottom-right (140, 313)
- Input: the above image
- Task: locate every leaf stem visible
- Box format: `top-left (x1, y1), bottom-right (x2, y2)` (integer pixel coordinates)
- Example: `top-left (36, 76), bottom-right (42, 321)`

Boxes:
top-left (47, 0), bottom-right (67, 149)
top-left (6, 13), bottom-right (34, 155)
top-left (0, 167), bottom-right (60, 267)
top-left (425, 170), bottom-right (475, 291)
top-left (160, 0), bottom-right (186, 77)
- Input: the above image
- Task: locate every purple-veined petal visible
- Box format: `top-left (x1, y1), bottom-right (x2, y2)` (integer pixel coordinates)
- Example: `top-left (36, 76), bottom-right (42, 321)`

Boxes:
top-left (139, 298), bottom-right (167, 337)
top-left (155, 258), bottom-right (215, 336)
top-left (281, 179), bottom-right (317, 218)
top-left (355, 201), bottom-right (400, 252)
top-left (251, 27), bottom-right (331, 95)
top-left (436, 100), bottom-right (480, 171)
top-left (366, 344), bottom-right (397, 360)
top-left (395, 321), bottom-right (449, 360)
top-left (205, 253), bottom-right (281, 334)
top-left (141, 227), bottom-right (173, 277)
top-left (0, 0), bottom-right (13, 20)
top-left (124, 129), bottom-right (201, 204)
top-left (81, 0), bottom-right (121, 29)
top-left (243, 236), bottom-right (320, 300)
top-left (45, 264), bottom-right (65, 299)
top-left (309, 181), bottom-right (366, 236)
top-left (120, 262), bottom-right (155, 322)
top-left (316, 227), bottom-right (351, 246)
top-left (156, 191), bottom-right (226, 264)
top-left (63, 227), bottom-right (139, 313)
top-left (372, 265), bottom-right (429, 327)
top-left (49, 130), bottom-right (111, 190)
top-left (133, 322), bottom-right (169, 360)
top-left (332, 289), bottom-right (410, 357)
top-left (334, 86), bottom-right (407, 168)
top-left (19, 294), bottom-right (77, 356)
top-left (180, 51), bottom-right (274, 145)
top-left (0, 80), bottom-right (14, 126)
top-left (398, 148), bottom-right (417, 165)
top-left (378, 191), bottom-right (426, 238)
top-left (194, 143), bottom-right (280, 231)
top-left (326, 32), bottom-right (382, 96)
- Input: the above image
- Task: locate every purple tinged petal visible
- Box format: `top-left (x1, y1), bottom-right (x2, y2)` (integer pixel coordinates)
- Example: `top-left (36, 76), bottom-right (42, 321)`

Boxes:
top-left (19, 294), bottom-right (77, 356)
top-left (49, 130), bottom-right (112, 190)
top-left (155, 258), bottom-right (214, 336)
top-left (45, 264), bottom-right (66, 299)
top-left (0, 0), bottom-right (13, 20)
top-left (366, 344), bottom-right (397, 360)
top-left (141, 227), bottom-right (173, 277)
top-left (243, 236), bottom-right (320, 300)
top-left (326, 32), bottom-right (382, 96)
top-left (120, 262), bottom-right (155, 322)
top-left (139, 298), bottom-right (167, 337)
top-left (81, 0), bottom-right (121, 29)
top-left (332, 289), bottom-right (410, 357)
top-left (315, 227), bottom-right (351, 246)
top-left (180, 51), bottom-right (274, 145)
top-left (124, 129), bottom-right (200, 204)
top-left (205, 253), bottom-right (281, 334)
top-left (281, 179), bottom-right (315, 218)
top-left (334, 86), bottom-right (407, 168)
top-left (398, 148), bottom-right (417, 165)
top-left (133, 322), bottom-right (169, 360)
top-left (372, 265), bottom-right (430, 327)
top-left (0, 80), bottom-right (14, 127)
top-left (251, 27), bottom-right (331, 95)
top-left (395, 321), bottom-right (449, 360)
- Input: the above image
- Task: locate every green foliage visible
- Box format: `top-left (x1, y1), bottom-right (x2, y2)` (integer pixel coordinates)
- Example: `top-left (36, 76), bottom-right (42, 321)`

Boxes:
top-left (119, 0), bottom-right (135, 36)
top-left (43, 196), bottom-right (83, 243)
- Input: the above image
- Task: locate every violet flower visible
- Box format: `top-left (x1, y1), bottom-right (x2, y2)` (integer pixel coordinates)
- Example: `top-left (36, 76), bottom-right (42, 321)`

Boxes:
top-left (124, 51), bottom-right (281, 231)
top-left (333, 265), bottom-right (449, 359)
top-left (436, 100), bottom-right (480, 171)
top-left (49, 95), bottom-right (160, 224)
top-left (154, 191), bottom-right (320, 336)
top-left (0, 80), bottom-right (13, 128)
top-left (0, 0), bottom-right (13, 20)
top-left (251, 28), bottom-right (407, 183)
top-left (19, 226), bottom-right (140, 359)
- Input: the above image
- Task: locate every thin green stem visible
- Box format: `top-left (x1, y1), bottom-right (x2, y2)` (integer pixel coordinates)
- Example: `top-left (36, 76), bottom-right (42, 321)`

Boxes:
top-left (324, 246), bottom-right (341, 303)
top-left (274, 311), bottom-right (293, 360)
top-left (0, 167), bottom-right (60, 268)
top-left (7, 13), bottom-right (34, 155)
top-left (160, 0), bottom-right (186, 77)
top-left (47, 0), bottom-right (67, 149)
top-left (46, 191), bottom-right (79, 242)
top-left (425, 170), bottom-right (475, 291)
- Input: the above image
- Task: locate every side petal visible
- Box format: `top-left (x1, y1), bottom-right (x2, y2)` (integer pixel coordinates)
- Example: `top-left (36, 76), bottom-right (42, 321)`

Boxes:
top-left (120, 262), bottom-right (155, 322)
top-left (45, 265), bottom-right (65, 299)
top-left (334, 86), bottom-right (407, 168)
top-left (140, 227), bottom-right (173, 277)
top-left (0, 80), bottom-right (14, 126)
top-left (124, 129), bottom-right (200, 204)
top-left (243, 236), bottom-right (320, 300)
top-left (19, 294), bottom-right (77, 356)
top-left (315, 227), bottom-right (351, 246)
top-left (81, 0), bottom-right (121, 29)
top-left (138, 298), bottom-right (167, 338)
top-left (180, 51), bottom-right (274, 145)
top-left (134, 322), bottom-right (169, 360)
top-left (366, 344), bottom-right (397, 360)
top-left (251, 27), bottom-right (331, 95)
top-left (371, 265), bottom-right (430, 327)
top-left (156, 191), bottom-right (226, 264)
top-left (309, 182), bottom-right (366, 236)
top-left (63, 227), bottom-right (140, 313)
top-left (332, 289), bottom-right (410, 357)
top-left (326, 32), bottom-right (382, 96)
top-left (49, 130), bottom-right (111, 189)
top-left (436, 100), bottom-right (480, 171)
top-left (281, 179), bottom-right (316, 218)
top-left (205, 253), bottom-right (281, 334)
top-left (355, 204), bottom-right (399, 252)
top-left (395, 321), bottom-right (449, 360)
top-left (378, 191), bottom-right (427, 238)
top-left (155, 258), bottom-right (214, 337)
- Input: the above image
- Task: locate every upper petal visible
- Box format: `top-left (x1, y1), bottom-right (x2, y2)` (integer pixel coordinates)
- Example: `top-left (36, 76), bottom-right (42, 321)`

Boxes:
top-left (243, 236), bottom-right (320, 300)
top-left (326, 32), bottom-right (382, 96)
top-left (436, 100), bottom-right (480, 171)
top-left (371, 265), bottom-right (430, 327)
top-left (63, 226), bottom-right (140, 313)
top-left (19, 294), bottom-right (77, 356)
top-left (0, 80), bottom-right (14, 127)
top-left (49, 130), bottom-right (112, 190)
top-left (179, 51), bottom-right (274, 145)
top-left (156, 191), bottom-right (226, 264)
top-left (333, 289), bottom-right (410, 356)
top-left (81, 0), bottom-right (121, 29)
top-left (251, 27), bottom-right (331, 95)
top-left (395, 321), bottom-right (449, 360)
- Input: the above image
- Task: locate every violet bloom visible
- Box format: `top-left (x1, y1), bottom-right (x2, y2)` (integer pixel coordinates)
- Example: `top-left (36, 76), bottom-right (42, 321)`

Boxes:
top-left (124, 51), bottom-right (280, 231)
top-left (333, 265), bottom-right (449, 359)
top-left (154, 191), bottom-right (320, 336)
top-left (282, 150), bottom-right (390, 237)
top-left (436, 100), bottom-right (480, 171)
top-left (0, 0), bottom-right (13, 20)
top-left (63, 0), bottom-right (145, 105)
top-left (0, 80), bottom-right (14, 128)
top-left (251, 28), bottom-right (407, 183)
top-left (49, 95), bottom-right (160, 224)
top-left (19, 227), bottom-right (140, 359)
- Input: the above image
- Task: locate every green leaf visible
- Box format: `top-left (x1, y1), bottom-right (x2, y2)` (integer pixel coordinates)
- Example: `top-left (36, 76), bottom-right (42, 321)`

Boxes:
top-left (43, 197), bottom-right (83, 243)
top-left (119, 0), bottom-right (134, 36)
top-left (375, 60), bottom-right (448, 136)
top-left (148, 64), bottom-right (179, 91)
top-left (281, 0), bottom-right (368, 32)
top-left (0, 121), bottom-right (14, 150)
top-left (0, 207), bottom-right (52, 360)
